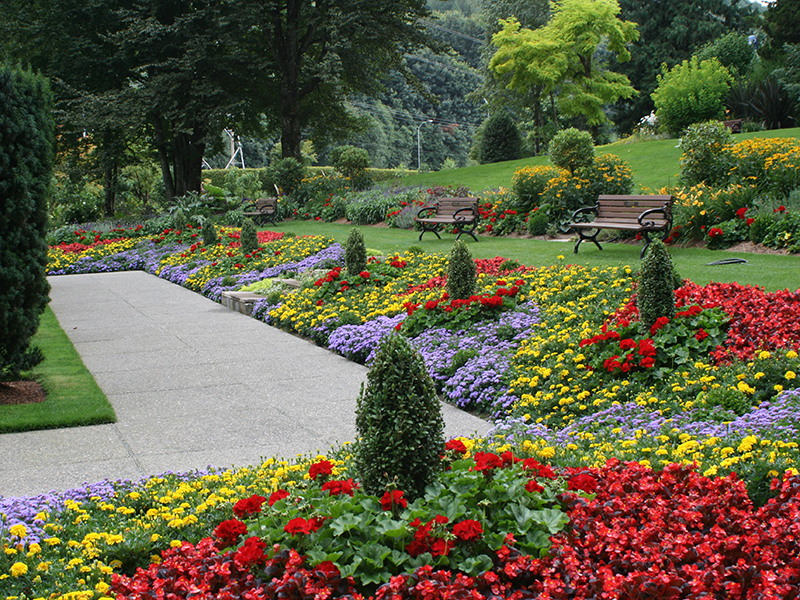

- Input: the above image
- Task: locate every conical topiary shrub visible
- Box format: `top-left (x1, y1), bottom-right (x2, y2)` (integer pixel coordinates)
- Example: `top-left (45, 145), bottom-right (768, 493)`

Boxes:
top-left (355, 334), bottom-right (444, 500)
top-left (202, 220), bottom-right (218, 246)
top-left (637, 239), bottom-right (676, 331)
top-left (447, 239), bottom-right (477, 300)
top-left (345, 228), bottom-right (367, 277)
top-left (240, 217), bottom-right (259, 255)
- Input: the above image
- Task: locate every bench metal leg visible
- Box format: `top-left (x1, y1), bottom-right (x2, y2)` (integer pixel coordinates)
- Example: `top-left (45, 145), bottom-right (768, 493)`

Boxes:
top-left (418, 226), bottom-right (441, 241)
top-left (573, 229), bottom-right (602, 253)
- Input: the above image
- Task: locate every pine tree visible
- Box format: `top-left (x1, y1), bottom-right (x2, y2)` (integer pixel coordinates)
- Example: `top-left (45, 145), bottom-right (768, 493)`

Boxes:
top-left (637, 239), bottom-right (676, 331)
top-left (447, 240), bottom-right (477, 300)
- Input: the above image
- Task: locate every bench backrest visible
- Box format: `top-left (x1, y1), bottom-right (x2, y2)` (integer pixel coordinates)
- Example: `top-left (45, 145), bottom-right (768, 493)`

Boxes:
top-left (432, 197), bottom-right (479, 218)
top-left (596, 195), bottom-right (672, 227)
top-left (255, 197), bottom-right (278, 212)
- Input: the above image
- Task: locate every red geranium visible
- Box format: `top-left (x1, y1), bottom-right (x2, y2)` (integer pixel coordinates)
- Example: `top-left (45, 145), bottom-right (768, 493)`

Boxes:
top-left (567, 473), bottom-right (598, 494)
top-left (232, 494), bottom-right (267, 517)
top-left (268, 489), bottom-right (290, 507)
top-left (213, 518), bottom-right (248, 547)
top-left (472, 452), bottom-right (504, 472)
top-left (308, 460), bottom-right (334, 480)
top-left (525, 480), bottom-right (544, 493)
top-left (284, 516), bottom-right (325, 536)
top-left (444, 438), bottom-right (468, 455)
top-left (380, 490), bottom-right (407, 511)
top-left (321, 479), bottom-right (355, 497)
top-left (233, 536), bottom-right (267, 568)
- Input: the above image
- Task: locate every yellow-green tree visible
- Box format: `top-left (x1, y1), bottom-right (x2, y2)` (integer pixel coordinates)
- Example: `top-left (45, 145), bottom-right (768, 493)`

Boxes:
top-left (490, 0), bottom-right (639, 134)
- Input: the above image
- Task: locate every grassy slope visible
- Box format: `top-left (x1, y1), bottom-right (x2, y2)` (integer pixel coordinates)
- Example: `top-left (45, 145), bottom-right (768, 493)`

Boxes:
top-left (0, 307), bottom-right (116, 433)
top-left (384, 128), bottom-right (800, 194)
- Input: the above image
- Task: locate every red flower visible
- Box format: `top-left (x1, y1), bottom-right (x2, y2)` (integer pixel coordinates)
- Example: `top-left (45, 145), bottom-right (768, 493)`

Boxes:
top-left (321, 478), bottom-right (355, 496)
top-left (695, 329), bottom-right (709, 341)
top-left (472, 452), bottom-right (503, 472)
top-left (444, 438), bottom-right (468, 454)
top-left (775, 205), bottom-right (786, 213)
top-left (525, 480), bottom-right (544, 493)
top-left (619, 338), bottom-right (637, 351)
top-left (736, 206), bottom-right (748, 219)
top-left (380, 490), bottom-right (407, 511)
top-left (708, 227), bottom-right (723, 238)
top-left (746, 217), bottom-right (755, 226)
top-left (233, 536), bottom-right (267, 568)
top-left (233, 495), bottom-right (267, 518)
top-left (268, 489), bottom-right (289, 507)
top-left (213, 518), bottom-right (248, 547)
top-left (638, 338), bottom-right (657, 357)
top-left (567, 473), bottom-right (598, 494)
top-left (453, 519), bottom-right (484, 541)
top-left (359, 271), bottom-right (370, 278)
top-left (649, 316), bottom-right (670, 336)
top-left (284, 516), bottom-right (325, 536)
top-left (308, 460), bottom-right (334, 480)
top-left (430, 538), bottom-right (452, 556)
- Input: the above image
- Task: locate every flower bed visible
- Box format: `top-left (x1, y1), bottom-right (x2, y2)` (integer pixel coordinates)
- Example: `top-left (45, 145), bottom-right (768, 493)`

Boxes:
top-left (4, 223), bottom-right (798, 597)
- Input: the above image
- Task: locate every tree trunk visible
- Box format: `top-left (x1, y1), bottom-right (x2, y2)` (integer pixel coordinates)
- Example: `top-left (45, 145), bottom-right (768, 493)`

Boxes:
top-left (152, 114), bottom-right (176, 201)
top-left (172, 125), bottom-right (206, 198)
top-left (103, 163), bottom-right (118, 217)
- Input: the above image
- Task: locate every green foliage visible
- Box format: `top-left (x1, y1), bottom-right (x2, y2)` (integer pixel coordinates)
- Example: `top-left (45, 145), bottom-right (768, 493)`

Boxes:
top-left (548, 128), bottom-right (595, 174)
top-left (202, 221), bottom-right (219, 246)
top-left (332, 146), bottom-right (373, 191)
top-left (345, 228), bottom-right (368, 277)
top-left (511, 165), bottom-right (565, 212)
top-left (478, 113), bottom-right (522, 164)
top-left (0, 65), bottom-right (54, 380)
top-left (355, 334), bottom-right (445, 499)
top-left (652, 57), bottom-right (734, 137)
top-left (240, 218), bottom-right (259, 255)
top-left (447, 240), bottom-right (477, 300)
top-left (637, 240), bottom-right (676, 330)
top-left (694, 31), bottom-right (755, 76)
top-left (749, 213), bottom-right (775, 244)
top-left (527, 209), bottom-right (550, 236)
top-left (223, 170), bottom-right (264, 200)
top-left (678, 121), bottom-right (734, 186)
top-left (498, 259), bottom-right (522, 272)
top-left (267, 158), bottom-right (306, 197)
top-left (343, 190), bottom-right (397, 225)
top-left (49, 176), bottom-right (104, 226)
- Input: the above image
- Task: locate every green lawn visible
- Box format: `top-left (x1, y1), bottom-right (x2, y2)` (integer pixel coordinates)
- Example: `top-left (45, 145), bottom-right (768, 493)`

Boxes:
top-left (0, 307), bottom-right (116, 434)
top-left (270, 221), bottom-right (800, 292)
top-left (383, 127), bottom-right (800, 194)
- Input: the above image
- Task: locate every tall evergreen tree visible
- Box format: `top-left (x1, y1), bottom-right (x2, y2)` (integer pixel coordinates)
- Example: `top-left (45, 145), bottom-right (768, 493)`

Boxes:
top-left (0, 65), bottom-right (55, 380)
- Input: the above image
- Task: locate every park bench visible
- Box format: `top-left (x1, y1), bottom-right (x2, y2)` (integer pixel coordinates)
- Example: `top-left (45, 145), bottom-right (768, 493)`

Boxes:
top-left (242, 197), bottom-right (279, 226)
top-left (569, 194), bottom-right (673, 258)
top-left (724, 119), bottom-right (743, 133)
top-left (415, 197), bottom-right (480, 242)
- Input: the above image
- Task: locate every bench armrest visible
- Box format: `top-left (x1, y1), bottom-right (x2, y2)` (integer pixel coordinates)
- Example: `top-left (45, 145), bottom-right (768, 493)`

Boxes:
top-left (452, 206), bottom-right (477, 221)
top-left (638, 205), bottom-right (672, 229)
top-left (571, 203), bottom-right (598, 223)
top-left (416, 205), bottom-right (438, 219)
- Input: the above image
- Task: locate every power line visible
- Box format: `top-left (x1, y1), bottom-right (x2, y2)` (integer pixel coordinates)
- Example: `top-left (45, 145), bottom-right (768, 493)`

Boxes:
top-left (419, 18), bottom-right (484, 44)
top-left (404, 53), bottom-right (483, 79)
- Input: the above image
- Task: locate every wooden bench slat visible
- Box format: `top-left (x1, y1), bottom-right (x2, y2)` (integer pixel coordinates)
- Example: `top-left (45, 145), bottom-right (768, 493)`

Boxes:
top-left (415, 197), bottom-right (480, 242)
top-left (568, 194), bottom-right (673, 258)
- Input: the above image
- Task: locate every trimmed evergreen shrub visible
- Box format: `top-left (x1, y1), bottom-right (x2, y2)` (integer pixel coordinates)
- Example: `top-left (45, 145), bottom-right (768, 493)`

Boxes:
top-left (548, 128), bottom-right (595, 174)
top-left (0, 65), bottom-right (55, 380)
top-left (267, 157), bottom-right (306, 197)
top-left (344, 228), bottom-right (367, 277)
top-left (355, 334), bottom-right (444, 499)
top-left (447, 240), bottom-right (477, 300)
top-left (478, 113), bottom-right (522, 164)
top-left (240, 218), bottom-right (259, 254)
top-left (332, 145), bottom-right (373, 191)
top-left (527, 210), bottom-right (550, 236)
top-left (202, 220), bottom-right (219, 246)
top-left (637, 239), bottom-right (677, 331)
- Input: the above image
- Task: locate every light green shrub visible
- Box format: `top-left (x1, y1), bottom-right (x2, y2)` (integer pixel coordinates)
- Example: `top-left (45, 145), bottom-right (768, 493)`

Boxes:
top-left (548, 128), bottom-right (594, 175)
top-left (678, 121), bottom-right (734, 186)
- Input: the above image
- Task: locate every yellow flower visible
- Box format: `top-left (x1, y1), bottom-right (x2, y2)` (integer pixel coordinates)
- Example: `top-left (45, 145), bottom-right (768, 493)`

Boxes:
top-left (9, 524), bottom-right (27, 538)
top-left (786, 371), bottom-right (796, 380)
top-left (10, 562), bottom-right (28, 577)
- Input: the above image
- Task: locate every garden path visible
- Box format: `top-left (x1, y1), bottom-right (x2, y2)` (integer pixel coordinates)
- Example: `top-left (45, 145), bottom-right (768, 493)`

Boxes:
top-left (0, 272), bottom-right (490, 498)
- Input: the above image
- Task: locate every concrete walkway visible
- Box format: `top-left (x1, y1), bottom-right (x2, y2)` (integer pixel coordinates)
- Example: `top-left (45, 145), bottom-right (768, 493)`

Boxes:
top-left (0, 272), bottom-right (491, 499)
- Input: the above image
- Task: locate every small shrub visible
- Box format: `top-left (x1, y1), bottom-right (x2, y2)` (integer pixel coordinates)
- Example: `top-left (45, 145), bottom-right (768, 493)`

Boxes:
top-left (332, 146), bottom-right (373, 191)
top-left (637, 239), bottom-right (676, 331)
top-left (442, 348), bottom-right (479, 378)
top-left (344, 228), bottom-right (367, 277)
top-left (344, 190), bottom-right (396, 225)
top-left (580, 154), bottom-right (634, 197)
top-left (267, 157), bottom-right (306, 197)
top-left (447, 240), bottom-right (477, 300)
top-left (355, 334), bottom-right (444, 499)
top-left (240, 218), bottom-right (259, 254)
top-left (478, 113), bottom-right (522, 164)
top-left (678, 121), bottom-right (734, 186)
top-left (527, 209), bottom-right (550, 236)
top-left (548, 128), bottom-right (595, 175)
top-left (201, 220), bottom-right (218, 246)
top-left (652, 57), bottom-right (734, 137)
top-left (511, 165), bottom-right (565, 213)
top-left (498, 259), bottom-right (522, 272)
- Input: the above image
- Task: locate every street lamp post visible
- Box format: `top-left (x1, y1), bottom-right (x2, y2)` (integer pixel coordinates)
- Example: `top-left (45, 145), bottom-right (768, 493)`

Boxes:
top-left (417, 119), bottom-right (433, 171)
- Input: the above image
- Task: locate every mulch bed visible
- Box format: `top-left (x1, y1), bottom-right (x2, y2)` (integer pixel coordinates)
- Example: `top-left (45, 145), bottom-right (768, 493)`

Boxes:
top-left (0, 381), bottom-right (47, 405)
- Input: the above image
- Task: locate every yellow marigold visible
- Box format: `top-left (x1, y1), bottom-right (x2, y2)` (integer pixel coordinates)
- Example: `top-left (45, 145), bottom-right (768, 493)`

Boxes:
top-left (10, 561), bottom-right (28, 577)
